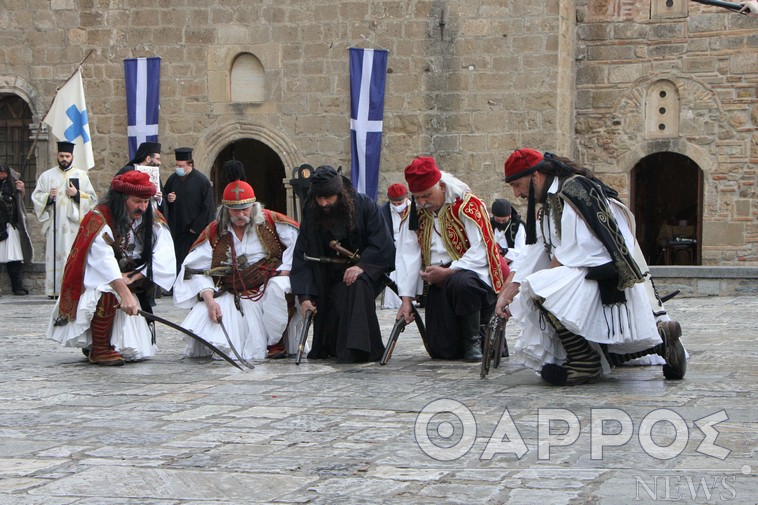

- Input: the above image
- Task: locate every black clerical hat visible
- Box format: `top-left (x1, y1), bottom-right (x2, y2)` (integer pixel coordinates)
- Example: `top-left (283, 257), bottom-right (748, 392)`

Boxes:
top-left (57, 141), bottom-right (75, 154)
top-left (175, 147), bottom-right (193, 161)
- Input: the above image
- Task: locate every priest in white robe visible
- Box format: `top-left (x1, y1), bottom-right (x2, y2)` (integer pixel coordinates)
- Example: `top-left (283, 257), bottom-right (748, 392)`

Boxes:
top-left (31, 141), bottom-right (97, 297)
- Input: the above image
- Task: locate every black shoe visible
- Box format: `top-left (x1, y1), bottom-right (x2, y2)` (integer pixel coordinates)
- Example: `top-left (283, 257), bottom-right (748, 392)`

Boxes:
top-left (463, 338), bottom-right (483, 362)
top-left (659, 320), bottom-right (686, 380)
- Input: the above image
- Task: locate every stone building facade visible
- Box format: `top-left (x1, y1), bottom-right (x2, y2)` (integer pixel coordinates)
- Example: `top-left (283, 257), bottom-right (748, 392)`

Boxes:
top-left (0, 0), bottom-right (756, 269)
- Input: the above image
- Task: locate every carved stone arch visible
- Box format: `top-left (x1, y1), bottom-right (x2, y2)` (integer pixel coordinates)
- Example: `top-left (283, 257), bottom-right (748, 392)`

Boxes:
top-left (193, 120), bottom-right (305, 177)
top-left (0, 74), bottom-right (47, 121)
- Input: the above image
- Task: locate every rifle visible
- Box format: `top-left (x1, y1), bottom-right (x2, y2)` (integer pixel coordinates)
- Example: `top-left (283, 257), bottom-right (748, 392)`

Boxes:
top-left (690, 0), bottom-right (744, 12)
top-left (481, 314), bottom-right (507, 379)
top-left (380, 317), bottom-right (406, 365)
top-left (295, 309), bottom-right (314, 365)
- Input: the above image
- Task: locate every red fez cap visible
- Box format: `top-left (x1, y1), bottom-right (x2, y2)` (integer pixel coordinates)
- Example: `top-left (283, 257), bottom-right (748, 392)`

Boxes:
top-left (387, 183), bottom-right (409, 201)
top-left (404, 156), bottom-right (442, 193)
top-left (504, 148), bottom-right (544, 182)
top-left (111, 170), bottom-right (157, 198)
top-left (222, 180), bottom-right (256, 209)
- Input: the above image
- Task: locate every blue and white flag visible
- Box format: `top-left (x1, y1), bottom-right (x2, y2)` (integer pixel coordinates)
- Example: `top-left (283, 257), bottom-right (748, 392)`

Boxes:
top-left (124, 57), bottom-right (161, 160)
top-left (43, 68), bottom-right (95, 170)
top-left (349, 47), bottom-right (388, 201)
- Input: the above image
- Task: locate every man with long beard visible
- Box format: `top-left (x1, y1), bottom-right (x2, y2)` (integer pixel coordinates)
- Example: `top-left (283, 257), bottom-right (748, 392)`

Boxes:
top-left (173, 180), bottom-right (301, 362)
top-left (31, 141), bottom-right (98, 298)
top-left (290, 166), bottom-right (395, 363)
top-left (47, 170), bottom-right (176, 366)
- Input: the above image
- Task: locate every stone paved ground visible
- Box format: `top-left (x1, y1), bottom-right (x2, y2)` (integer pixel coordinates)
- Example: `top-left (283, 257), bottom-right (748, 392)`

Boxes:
top-left (0, 294), bottom-right (755, 504)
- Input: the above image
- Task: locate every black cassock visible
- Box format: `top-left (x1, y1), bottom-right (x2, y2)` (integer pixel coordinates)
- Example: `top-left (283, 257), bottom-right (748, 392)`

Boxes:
top-left (160, 170), bottom-right (215, 272)
top-left (291, 189), bottom-right (395, 363)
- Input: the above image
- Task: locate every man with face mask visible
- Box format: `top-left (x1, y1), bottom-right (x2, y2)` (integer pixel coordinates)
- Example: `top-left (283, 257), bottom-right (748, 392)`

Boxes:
top-left (490, 198), bottom-right (525, 264)
top-left (31, 141), bottom-right (98, 298)
top-left (173, 180), bottom-right (300, 362)
top-left (47, 170), bottom-right (176, 366)
top-left (395, 157), bottom-right (504, 362)
top-left (160, 147), bottom-right (215, 275)
top-left (379, 183), bottom-right (412, 309)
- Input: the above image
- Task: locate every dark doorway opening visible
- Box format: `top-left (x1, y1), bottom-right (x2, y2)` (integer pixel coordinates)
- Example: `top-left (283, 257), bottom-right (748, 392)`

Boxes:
top-left (631, 152), bottom-right (702, 266)
top-left (211, 139), bottom-right (287, 214)
top-left (0, 94), bottom-right (36, 206)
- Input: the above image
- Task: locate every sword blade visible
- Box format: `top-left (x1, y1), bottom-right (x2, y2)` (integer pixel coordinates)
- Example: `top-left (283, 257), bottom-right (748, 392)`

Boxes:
top-left (137, 309), bottom-right (243, 370)
top-left (217, 318), bottom-right (255, 369)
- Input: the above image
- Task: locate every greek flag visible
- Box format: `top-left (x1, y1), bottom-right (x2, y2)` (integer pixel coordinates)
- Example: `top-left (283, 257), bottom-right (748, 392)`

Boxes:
top-left (349, 48), bottom-right (388, 201)
top-left (43, 68), bottom-right (95, 169)
top-left (124, 57), bottom-right (161, 160)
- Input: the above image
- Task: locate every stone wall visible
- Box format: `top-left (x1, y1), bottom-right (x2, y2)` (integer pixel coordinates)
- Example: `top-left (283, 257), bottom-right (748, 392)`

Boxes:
top-left (1, 1), bottom-right (569, 210)
top-left (574, 0), bottom-right (758, 265)
top-left (1, 0), bottom-right (755, 267)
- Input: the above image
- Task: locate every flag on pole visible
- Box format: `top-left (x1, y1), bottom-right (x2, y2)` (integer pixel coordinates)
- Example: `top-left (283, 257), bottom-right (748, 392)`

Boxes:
top-left (124, 57), bottom-right (161, 160)
top-left (43, 68), bottom-right (95, 170)
top-left (349, 47), bottom-right (388, 201)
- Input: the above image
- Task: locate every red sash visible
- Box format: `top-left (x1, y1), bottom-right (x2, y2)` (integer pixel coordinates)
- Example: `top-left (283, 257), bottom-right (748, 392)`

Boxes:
top-left (416, 194), bottom-right (504, 293)
top-left (56, 207), bottom-right (168, 323)
top-left (56, 206), bottom-right (112, 323)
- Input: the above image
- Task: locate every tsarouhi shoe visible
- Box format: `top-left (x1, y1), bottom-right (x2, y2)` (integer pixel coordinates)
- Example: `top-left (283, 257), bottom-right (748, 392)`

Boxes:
top-left (658, 320), bottom-right (686, 380)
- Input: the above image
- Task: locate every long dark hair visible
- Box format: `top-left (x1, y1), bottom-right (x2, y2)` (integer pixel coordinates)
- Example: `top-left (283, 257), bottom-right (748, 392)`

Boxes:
top-left (100, 188), bottom-right (155, 280)
top-left (307, 178), bottom-right (356, 232)
top-left (539, 153), bottom-right (617, 198)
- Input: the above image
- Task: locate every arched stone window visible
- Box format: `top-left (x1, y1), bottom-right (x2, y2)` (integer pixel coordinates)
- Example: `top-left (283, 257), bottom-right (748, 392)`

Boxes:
top-left (645, 80), bottom-right (680, 139)
top-left (230, 53), bottom-right (265, 103)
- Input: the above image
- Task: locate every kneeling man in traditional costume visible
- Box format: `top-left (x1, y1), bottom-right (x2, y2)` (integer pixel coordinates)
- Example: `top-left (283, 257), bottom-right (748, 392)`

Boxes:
top-left (395, 156), bottom-right (505, 362)
top-left (173, 180), bottom-right (300, 361)
top-left (496, 149), bottom-right (686, 386)
top-left (48, 171), bottom-right (177, 365)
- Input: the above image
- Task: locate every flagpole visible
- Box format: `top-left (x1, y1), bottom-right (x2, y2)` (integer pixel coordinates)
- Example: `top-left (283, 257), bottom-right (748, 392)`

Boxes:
top-left (21, 49), bottom-right (96, 174)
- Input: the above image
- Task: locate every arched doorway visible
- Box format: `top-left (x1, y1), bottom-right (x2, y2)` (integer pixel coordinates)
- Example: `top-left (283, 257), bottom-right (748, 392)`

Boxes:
top-left (631, 152), bottom-right (702, 266)
top-left (210, 138), bottom-right (287, 214)
top-left (0, 94), bottom-right (37, 205)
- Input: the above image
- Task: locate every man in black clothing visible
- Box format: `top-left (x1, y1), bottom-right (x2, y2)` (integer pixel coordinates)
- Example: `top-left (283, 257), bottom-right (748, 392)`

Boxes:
top-left (160, 147), bottom-right (215, 273)
top-left (0, 164), bottom-right (33, 295)
top-left (290, 166), bottom-right (395, 363)
top-left (490, 198), bottom-right (525, 264)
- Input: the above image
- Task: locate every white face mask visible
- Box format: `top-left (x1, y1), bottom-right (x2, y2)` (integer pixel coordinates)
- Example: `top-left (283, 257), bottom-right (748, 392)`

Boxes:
top-left (391, 202), bottom-right (408, 213)
top-left (175, 167), bottom-right (185, 177)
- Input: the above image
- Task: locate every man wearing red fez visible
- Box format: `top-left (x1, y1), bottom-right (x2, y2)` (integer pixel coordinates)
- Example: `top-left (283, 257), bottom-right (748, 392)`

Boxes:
top-left (31, 141), bottom-right (99, 298)
top-left (396, 156), bottom-right (505, 362)
top-left (290, 165), bottom-right (395, 363)
top-left (498, 149), bottom-right (686, 386)
top-left (47, 170), bottom-right (177, 366)
top-left (173, 180), bottom-right (301, 362)
top-left (378, 183), bottom-right (412, 309)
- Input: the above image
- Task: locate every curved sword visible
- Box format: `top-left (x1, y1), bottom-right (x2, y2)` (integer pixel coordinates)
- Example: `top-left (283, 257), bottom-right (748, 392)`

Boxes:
top-left (217, 317), bottom-right (255, 369)
top-left (136, 309), bottom-right (243, 370)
